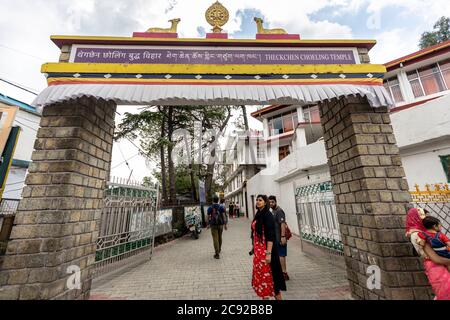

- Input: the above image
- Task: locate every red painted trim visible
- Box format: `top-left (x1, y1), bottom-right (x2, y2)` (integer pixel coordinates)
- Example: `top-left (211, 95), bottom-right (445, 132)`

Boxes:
top-left (390, 95), bottom-right (442, 113)
top-left (385, 40), bottom-right (450, 71)
top-left (297, 121), bottom-right (321, 126)
top-left (206, 33), bottom-right (228, 39)
top-left (48, 79), bottom-right (384, 87)
top-left (250, 104), bottom-right (290, 117)
top-left (132, 32), bottom-right (178, 38)
top-left (262, 131), bottom-right (295, 144)
top-left (256, 34), bottom-right (300, 40)
top-left (51, 37), bottom-right (376, 49)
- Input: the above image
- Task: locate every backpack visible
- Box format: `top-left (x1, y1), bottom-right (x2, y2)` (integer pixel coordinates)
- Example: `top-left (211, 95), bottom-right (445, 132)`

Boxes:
top-left (211, 206), bottom-right (224, 225)
top-left (422, 232), bottom-right (446, 250)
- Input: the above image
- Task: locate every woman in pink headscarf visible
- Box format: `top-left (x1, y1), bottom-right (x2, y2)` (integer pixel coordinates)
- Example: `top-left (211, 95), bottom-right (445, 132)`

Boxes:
top-left (406, 208), bottom-right (450, 300)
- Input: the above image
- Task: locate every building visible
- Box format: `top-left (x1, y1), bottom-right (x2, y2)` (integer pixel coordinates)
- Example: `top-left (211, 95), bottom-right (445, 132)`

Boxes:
top-left (384, 40), bottom-right (450, 187)
top-left (0, 93), bottom-right (41, 201)
top-left (223, 129), bottom-right (266, 217)
top-left (246, 41), bottom-right (450, 250)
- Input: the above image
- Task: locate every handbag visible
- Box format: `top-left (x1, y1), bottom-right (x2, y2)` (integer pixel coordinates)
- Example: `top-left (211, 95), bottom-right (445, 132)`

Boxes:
top-left (285, 223), bottom-right (292, 240)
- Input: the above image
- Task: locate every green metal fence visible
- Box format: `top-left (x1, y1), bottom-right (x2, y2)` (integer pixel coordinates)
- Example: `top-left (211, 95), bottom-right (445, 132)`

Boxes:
top-left (92, 179), bottom-right (159, 279)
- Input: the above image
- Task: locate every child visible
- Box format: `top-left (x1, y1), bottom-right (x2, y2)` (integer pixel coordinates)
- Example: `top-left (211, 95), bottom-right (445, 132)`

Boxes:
top-left (417, 216), bottom-right (450, 262)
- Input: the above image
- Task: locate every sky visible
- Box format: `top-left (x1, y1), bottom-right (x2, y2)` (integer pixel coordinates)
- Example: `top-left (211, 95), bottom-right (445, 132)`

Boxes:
top-left (1, 0), bottom-right (449, 182)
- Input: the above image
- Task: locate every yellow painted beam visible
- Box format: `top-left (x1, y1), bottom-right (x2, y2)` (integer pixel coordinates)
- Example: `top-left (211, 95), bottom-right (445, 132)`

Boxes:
top-left (42, 63), bottom-right (386, 75)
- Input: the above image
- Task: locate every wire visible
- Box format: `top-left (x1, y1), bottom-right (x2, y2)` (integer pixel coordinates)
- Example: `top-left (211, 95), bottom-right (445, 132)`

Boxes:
top-left (0, 77), bottom-right (39, 96)
top-left (118, 144), bottom-right (137, 181)
top-left (15, 116), bottom-right (41, 125)
top-left (5, 180), bottom-right (25, 187)
top-left (14, 120), bottom-right (38, 132)
top-left (2, 187), bottom-right (24, 194)
top-left (0, 44), bottom-right (47, 61)
top-left (111, 153), bottom-right (140, 170)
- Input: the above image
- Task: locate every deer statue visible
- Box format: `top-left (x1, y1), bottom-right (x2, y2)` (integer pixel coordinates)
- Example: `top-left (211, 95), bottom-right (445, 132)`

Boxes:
top-left (254, 17), bottom-right (287, 34)
top-left (147, 18), bottom-right (181, 33)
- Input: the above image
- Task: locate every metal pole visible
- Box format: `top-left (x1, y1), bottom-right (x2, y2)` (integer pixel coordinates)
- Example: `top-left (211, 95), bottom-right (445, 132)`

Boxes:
top-left (150, 183), bottom-right (160, 260)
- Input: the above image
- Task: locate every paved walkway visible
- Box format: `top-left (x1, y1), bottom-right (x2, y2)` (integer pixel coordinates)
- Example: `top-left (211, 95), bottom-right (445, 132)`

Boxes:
top-left (91, 218), bottom-right (352, 300)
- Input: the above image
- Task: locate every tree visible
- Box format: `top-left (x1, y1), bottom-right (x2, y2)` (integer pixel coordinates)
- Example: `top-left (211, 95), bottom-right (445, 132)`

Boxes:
top-left (419, 16), bottom-right (450, 49)
top-left (115, 105), bottom-right (235, 205)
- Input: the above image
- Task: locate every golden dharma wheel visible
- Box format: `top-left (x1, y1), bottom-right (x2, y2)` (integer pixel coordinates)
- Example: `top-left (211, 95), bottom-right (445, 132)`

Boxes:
top-left (205, 1), bottom-right (229, 33)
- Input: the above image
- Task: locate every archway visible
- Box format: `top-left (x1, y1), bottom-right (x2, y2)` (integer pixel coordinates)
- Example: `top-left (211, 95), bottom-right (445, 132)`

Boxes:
top-left (0, 22), bottom-right (424, 300)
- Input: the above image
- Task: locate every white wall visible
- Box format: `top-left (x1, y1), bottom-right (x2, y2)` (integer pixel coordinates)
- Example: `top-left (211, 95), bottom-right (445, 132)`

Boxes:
top-left (400, 140), bottom-right (450, 188)
top-left (12, 109), bottom-right (40, 162)
top-left (2, 167), bottom-right (27, 199)
top-left (2, 109), bottom-right (40, 199)
top-left (246, 139), bottom-right (330, 235)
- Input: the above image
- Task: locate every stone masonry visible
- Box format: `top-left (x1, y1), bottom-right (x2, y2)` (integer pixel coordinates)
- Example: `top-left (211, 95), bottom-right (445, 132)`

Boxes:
top-left (0, 97), bottom-right (116, 300)
top-left (318, 96), bottom-right (433, 300)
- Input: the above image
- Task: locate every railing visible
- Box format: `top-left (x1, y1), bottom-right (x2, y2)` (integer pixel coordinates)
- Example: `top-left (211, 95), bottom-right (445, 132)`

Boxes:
top-left (295, 181), bottom-right (343, 252)
top-left (410, 183), bottom-right (450, 234)
top-left (0, 198), bottom-right (20, 255)
top-left (92, 180), bottom-right (159, 279)
top-left (0, 198), bottom-right (19, 215)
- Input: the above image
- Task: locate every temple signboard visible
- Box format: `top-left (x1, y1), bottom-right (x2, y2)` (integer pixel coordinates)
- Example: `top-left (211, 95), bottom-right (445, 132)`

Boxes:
top-left (70, 45), bottom-right (358, 65)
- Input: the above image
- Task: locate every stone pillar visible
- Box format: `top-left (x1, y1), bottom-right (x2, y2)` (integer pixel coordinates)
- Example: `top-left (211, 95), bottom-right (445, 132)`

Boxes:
top-left (318, 96), bottom-right (433, 300)
top-left (0, 97), bottom-right (116, 300)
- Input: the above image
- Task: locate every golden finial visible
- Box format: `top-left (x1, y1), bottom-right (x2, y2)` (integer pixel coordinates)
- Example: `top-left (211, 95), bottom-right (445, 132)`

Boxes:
top-left (444, 183), bottom-right (449, 191)
top-left (205, 1), bottom-right (229, 33)
top-left (425, 184), bottom-right (431, 192)
top-left (414, 184), bottom-right (420, 192)
top-left (254, 17), bottom-right (287, 34)
top-left (147, 18), bottom-right (181, 33)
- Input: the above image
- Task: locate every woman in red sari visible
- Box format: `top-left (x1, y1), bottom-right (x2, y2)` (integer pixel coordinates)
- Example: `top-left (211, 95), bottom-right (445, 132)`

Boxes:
top-left (251, 195), bottom-right (286, 300)
top-left (406, 208), bottom-right (450, 300)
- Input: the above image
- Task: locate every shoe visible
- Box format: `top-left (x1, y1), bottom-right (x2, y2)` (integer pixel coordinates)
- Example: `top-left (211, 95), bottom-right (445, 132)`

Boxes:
top-left (214, 254), bottom-right (220, 259)
top-left (283, 272), bottom-right (290, 280)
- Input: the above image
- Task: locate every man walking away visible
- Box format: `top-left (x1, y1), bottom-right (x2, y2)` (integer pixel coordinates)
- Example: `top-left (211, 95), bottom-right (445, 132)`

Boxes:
top-left (268, 195), bottom-right (289, 280)
top-left (229, 201), bottom-right (235, 219)
top-left (207, 195), bottom-right (227, 259)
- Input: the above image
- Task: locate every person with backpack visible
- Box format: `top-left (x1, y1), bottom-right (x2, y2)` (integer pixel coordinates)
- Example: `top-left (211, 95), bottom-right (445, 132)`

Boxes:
top-left (207, 195), bottom-right (227, 259)
top-left (417, 216), bottom-right (450, 263)
top-left (268, 195), bottom-right (290, 280)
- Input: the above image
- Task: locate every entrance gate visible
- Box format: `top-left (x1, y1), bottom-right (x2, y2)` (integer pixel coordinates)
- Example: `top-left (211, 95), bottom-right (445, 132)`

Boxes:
top-left (0, 7), bottom-right (430, 300)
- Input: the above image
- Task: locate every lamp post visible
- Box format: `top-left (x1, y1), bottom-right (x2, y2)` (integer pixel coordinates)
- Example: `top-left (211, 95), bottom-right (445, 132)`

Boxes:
top-left (198, 164), bottom-right (207, 227)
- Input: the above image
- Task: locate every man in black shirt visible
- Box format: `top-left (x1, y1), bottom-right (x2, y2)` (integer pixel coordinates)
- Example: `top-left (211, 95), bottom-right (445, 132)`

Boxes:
top-left (269, 195), bottom-right (289, 280)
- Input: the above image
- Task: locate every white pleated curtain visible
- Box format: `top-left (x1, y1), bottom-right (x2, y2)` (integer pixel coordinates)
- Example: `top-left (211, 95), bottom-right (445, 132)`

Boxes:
top-left (33, 84), bottom-right (394, 111)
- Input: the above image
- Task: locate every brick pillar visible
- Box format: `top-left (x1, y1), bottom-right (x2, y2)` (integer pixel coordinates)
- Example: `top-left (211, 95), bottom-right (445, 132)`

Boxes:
top-left (318, 96), bottom-right (433, 300)
top-left (0, 97), bottom-right (116, 300)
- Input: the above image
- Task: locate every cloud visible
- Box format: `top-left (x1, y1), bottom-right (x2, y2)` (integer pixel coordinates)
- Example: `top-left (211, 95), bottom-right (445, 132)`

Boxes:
top-left (369, 28), bottom-right (422, 64)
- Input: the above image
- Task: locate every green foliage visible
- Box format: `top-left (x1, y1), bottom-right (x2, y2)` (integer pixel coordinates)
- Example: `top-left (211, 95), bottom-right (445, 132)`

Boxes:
top-left (419, 16), bottom-right (450, 49)
top-left (116, 105), bottom-right (236, 203)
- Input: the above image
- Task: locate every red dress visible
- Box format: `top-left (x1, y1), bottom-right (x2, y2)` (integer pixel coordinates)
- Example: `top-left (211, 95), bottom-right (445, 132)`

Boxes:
top-left (251, 220), bottom-right (274, 298)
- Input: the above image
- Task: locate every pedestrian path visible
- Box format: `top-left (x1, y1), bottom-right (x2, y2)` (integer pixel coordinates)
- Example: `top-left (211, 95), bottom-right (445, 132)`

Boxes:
top-left (91, 218), bottom-right (352, 300)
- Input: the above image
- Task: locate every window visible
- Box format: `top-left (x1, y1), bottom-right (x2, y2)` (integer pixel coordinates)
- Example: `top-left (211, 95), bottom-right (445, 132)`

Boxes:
top-left (293, 111), bottom-right (298, 126)
top-left (267, 110), bottom-right (297, 136)
top-left (384, 76), bottom-right (404, 103)
top-left (271, 116), bottom-right (283, 135)
top-left (440, 155), bottom-right (450, 183)
top-left (418, 64), bottom-right (446, 95)
top-left (407, 70), bottom-right (424, 98)
top-left (279, 145), bottom-right (290, 161)
top-left (303, 105), bottom-right (321, 123)
top-left (283, 113), bottom-right (294, 132)
top-left (407, 63), bottom-right (449, 99)
top-left (257, 139), bottom-right (265, 158)
top-left (438, 58), bottom-right (450, 90)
